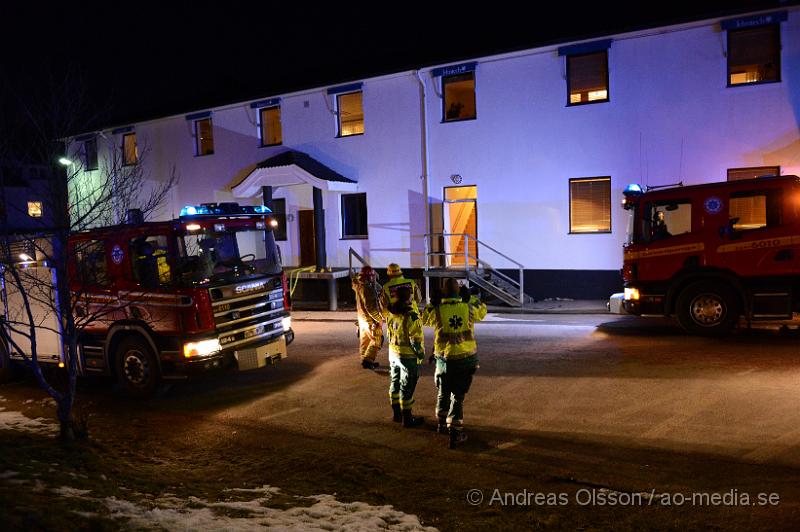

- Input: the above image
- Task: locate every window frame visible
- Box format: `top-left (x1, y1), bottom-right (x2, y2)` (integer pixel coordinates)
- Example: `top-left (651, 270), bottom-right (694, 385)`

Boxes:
top-left (27, 201), bottom-right (43, 218)
top-left (728, 188), bottom-right (783, 233)
top-left (194, 118), bottom-right (215, 156)
top-left (340, 192), bottom-right (369, 240)
top-left (568, 176), bottom-right (612, 234)
top-left (441, 71), bottom-right (477, 123)
top-left (122, 132), bottom-right (138, 166)
top-left (727, 166), bottom-right (780, 181)
top-left (566, 50), bottom-right (610, 107)
top-left (83, 138), bottom-right (98, 171)
top-left (726, 24), bottom-right (781, 88)
top-left (258, 105), bottom-right (283, 148)
top-left (336, 90), bottom-right (365, 138)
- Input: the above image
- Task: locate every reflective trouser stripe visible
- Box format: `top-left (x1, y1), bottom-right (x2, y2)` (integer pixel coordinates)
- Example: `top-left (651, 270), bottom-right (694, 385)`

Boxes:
top-left (389, 392), bottom-right (400, 405)
top-left (389, 356), bottom-right (419, 412)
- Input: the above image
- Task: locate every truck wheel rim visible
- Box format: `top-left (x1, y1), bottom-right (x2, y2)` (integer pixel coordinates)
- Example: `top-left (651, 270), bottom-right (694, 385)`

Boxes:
top-left (123, 350), bottom-right (149, 386)
top-left (690, 294), bottom-right (725, 326)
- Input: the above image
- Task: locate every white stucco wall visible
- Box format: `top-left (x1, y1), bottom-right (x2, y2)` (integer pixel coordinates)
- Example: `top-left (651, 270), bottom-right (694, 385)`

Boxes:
top-left (73, 8), bottom-right (800, 274)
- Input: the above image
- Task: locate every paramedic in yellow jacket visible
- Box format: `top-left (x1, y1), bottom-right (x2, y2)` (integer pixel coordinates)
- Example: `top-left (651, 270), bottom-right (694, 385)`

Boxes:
top-left (422, 278), bottom-right (487, 448)
top-left (379, 263), bottom-right (422, 314)
top-left (384, 285), bottom-right (425, 427)
top-left (352, 266), bottom-right (383, 370)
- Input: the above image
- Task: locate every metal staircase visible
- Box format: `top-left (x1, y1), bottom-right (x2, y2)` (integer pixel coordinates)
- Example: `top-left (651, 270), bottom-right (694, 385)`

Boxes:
top-left (423, 233), bottom-right (531, 307)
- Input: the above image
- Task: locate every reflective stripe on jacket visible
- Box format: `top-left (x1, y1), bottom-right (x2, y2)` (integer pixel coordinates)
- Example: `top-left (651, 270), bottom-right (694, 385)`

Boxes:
top-left (422, 296), bottom-right (487, 359)
top-left (380, 276), bottom-right (422, 313)
top-left (386, 310), bottom-right (423, 358)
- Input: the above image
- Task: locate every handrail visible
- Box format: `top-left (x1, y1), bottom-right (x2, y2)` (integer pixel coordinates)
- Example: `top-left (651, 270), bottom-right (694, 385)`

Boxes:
top-left (424, 232), bottom-right (526, 304)
top-left (348, 248), bottom-right (369, 275)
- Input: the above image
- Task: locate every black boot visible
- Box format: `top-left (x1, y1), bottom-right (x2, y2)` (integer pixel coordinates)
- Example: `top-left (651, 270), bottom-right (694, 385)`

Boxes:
top-left (402, 410), bottom-right (424, 428)
top-left (361, 360), bottom-right (379, 370)
top-left (392, 404), bottom-right (402, 423)
top-left (449, 428), bottom-right (467, 449)
top-left (436, 417), bottom-right (448, 434)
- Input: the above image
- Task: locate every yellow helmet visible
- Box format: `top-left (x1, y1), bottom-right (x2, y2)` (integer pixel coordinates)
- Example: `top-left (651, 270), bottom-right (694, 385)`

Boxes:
top-left (386, 263), bottom-right (403, 277)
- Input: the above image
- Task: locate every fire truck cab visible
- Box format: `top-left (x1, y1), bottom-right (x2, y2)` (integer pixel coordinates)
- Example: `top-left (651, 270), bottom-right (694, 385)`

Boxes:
top-left (1, 203), bottom-right (293, 395)
top-left (621, 175), bottom-right (800, 335)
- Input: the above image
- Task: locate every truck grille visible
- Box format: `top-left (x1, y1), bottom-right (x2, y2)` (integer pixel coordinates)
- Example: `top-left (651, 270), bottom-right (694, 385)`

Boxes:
top-left (209, 277), bottom-right (286, 350)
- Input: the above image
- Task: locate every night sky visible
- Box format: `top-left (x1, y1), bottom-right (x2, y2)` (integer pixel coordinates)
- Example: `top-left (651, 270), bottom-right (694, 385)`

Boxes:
top-left (0, 0), bottom-right (794, 152)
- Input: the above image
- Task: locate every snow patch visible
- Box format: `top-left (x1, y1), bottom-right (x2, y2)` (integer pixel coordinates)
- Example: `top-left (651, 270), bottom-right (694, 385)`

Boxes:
top-left (103, 485), bottom-right (436, 531)
top-left (0, 409), bottom-right (58, 435)
top-left (54, 486), bottom-right (92, 497)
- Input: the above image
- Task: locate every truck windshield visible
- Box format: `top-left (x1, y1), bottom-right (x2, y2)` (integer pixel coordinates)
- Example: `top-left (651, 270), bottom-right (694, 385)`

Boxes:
top-left (177, 229), bottom-right (282, 284)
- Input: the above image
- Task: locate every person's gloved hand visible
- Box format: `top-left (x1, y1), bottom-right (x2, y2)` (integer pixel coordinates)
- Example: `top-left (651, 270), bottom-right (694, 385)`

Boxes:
top-left (460, 285), bottom-right (471, 303)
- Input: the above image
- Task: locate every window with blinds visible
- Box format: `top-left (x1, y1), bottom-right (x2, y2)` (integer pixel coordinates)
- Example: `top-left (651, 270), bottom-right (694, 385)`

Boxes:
top-left (337, 91), bottom-right (364, 137)
top-left (728, 25), bottom-right (780, 86)
top-left (567, 51), bottom-right (609, 105)
top-left (729, 190), bottom-right (782, 231)
top-left (569, 177), bottom-right (611, 233)
top-left (727, 166), bottom-right (780, 181)
top-left (259, 106), bottom-right (282, 147)
top-left (195, 118), bottom-right (214, 156)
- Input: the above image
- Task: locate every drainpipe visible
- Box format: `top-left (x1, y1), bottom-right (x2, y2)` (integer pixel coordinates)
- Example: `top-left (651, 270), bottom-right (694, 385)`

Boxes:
top-left (415, 70), bottom-right (432, 304)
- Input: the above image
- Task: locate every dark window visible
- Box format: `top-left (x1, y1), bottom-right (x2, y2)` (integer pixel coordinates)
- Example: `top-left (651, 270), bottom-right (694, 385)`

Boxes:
top-left (569, 177), bottom-right (611, 233)
top-left (84, 138), bottom-right (98, 170)
top-left (728, 25), bottom-right (780, 86)
top-left (567, 51), bottom-right (609, 105)
top-left (442, 72), bottom-right (476, 122)
top-left (727, 166), bottom-right (780, 181)
top-left (75, 240), bottom-right (109, 287)
top-left (270, 198), bottom-right (287, 241)
top-left (195, 118), bottom-right (214, 156)
top-left (130, 235), bottom-right (171, 288)
top-left (259, 106), bottom-right (282, 147)
top-left (122, 133), bottom-right (138, 166)
top-left (341, 193), bottom-right (368, 239)
top-left (729, 189), bottom-right (782, 231)
top-left (337, 91), bottom-right (364, 137)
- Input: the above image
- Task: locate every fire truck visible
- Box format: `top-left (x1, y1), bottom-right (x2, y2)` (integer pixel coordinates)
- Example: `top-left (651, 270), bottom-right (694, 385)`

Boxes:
top-left (0, 203), bottom-right (293, 395)
top-left (621, 175), bottom-right (800, 335)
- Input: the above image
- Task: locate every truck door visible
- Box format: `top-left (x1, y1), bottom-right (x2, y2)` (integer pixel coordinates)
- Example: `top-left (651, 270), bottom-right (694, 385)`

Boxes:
top-left (635, 198), bottom-right (697, 282)
top-left (716, 187), bottom-right (797, 277)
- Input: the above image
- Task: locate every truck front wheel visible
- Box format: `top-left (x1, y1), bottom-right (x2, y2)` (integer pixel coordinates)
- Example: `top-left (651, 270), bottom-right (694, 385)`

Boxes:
top-left (115, 336), bottom-right (160, 397)
top-left (676, 281), bottom-right (740, 336)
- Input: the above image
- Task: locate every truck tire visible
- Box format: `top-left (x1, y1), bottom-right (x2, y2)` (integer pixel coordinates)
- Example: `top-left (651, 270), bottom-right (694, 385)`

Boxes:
top-left (676, 281), bottom-right (740, 336)
top-left (114, 336), bottom-right (160, 397)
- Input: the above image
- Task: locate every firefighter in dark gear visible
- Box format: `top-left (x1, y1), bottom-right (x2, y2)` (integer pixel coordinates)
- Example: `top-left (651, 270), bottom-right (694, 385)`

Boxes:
top-left (384, 285), bottom-right (425, 427)
top-left (380, 263), bottom-right (422, 314)
top-left (352, 266), bottom-right (383, 369)
top-left (422, 278), bottom-right (487, 448)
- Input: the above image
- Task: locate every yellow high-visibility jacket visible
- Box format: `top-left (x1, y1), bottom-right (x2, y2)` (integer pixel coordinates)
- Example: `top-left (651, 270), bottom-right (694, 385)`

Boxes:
top-left (422, 296), bottom-right (487, 359)
top-left (352, 276), bottom-right (383, 325)
top-left (385, 309), bottom-right (424, 358)
top-left (380, 276), bottom-right (422, 314)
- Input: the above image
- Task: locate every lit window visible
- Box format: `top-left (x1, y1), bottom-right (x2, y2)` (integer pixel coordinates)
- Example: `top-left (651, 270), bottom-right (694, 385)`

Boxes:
top-left (195, 118), bottom-right (214, 156)
top-left (647, 200), bottom-right (692, 240)
top-left (27, 201), bottom-right (42, 218)
top-left (569, 177), bottom-right (611, 233)
top-left (259, 106), bottom-right (282, 147)
top-left (727, 166), bottom-right (780, 181)
top-left (442, 73), bottom-right (476, 122)
top-left (341, 193), bottom-right (368, 239)
top-left (728, 25), bottom-right (780, 86)
top-left (567, 51), bottom-right (609, 105)
top-left (84, 138), bottom-right (98, 170)
top-left (337, 91), bottom-right (364, 137)
top-left (122, 133), bottom-right (138, 165)
top-left (729, 189), bottom-right (782, 231)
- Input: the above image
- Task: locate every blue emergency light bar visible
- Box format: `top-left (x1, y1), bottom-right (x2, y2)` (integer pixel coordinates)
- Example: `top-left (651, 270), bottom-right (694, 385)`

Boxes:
top-left (624, 183), bottom-right (643, 194)
top-left (180, 203), bottom-right (271, 218)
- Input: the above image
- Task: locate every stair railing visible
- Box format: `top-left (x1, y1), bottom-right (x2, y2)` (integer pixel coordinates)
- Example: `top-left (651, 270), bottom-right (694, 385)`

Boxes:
top-left (424, 233), bottom-right (525, 305)
top-left (349, 247), bottom-right (369, 276)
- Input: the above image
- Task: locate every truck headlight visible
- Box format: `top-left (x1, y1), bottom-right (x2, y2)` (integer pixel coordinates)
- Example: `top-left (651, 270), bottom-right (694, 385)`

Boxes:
top-left (281, 316), bottom-right (292, 332)
top-left (183, 339), bottom-right (221, 358)
top-left (624, 287), bottom-right (640, 301)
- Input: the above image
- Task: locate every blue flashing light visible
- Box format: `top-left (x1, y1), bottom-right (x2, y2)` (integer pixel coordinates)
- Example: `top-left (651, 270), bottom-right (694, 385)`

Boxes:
top-left (184, 206), bottom-right (197, 216)
top-left (624, 183), bottom-right (643, 194)
top-left (179, 202), bottom-right (271, 219)
top-left (253, 205), bottom-right (271, 214)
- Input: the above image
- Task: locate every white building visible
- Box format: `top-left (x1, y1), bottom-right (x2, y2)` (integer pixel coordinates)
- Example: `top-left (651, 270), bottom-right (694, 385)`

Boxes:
top-left (69, 7), bottom-right (800, 301)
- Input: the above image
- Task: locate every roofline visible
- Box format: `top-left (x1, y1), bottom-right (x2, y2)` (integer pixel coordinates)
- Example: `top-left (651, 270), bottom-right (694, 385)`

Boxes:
top-left (70, 5), bottom-right (798, 138)
top-left (637, 175), bottom-right (800, 197)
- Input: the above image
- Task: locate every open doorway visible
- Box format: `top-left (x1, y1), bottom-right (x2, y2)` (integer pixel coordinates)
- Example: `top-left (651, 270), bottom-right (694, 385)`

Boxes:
top-left (443, 185), bottom-right (477, 267)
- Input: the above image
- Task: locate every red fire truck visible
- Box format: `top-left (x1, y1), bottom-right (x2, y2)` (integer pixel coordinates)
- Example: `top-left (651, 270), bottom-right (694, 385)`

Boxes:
top-left (621, 175), bottom-right (800, 335)
top-left (1, 203), bottom-right (293, 395)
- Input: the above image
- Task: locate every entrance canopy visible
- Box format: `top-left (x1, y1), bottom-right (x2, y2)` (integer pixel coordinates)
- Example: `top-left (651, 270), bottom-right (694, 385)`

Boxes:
top-left (232, 150), bottom-right (358, 198)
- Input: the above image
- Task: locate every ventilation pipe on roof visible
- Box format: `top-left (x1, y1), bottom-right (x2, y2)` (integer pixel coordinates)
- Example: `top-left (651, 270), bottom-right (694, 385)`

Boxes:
top-left (415, 70), bottom-right (431, 304)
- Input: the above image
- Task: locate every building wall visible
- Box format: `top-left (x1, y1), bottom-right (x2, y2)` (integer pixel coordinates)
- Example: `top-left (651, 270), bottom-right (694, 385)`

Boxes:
top-left (71, 8), bottom-right (800, 298)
